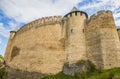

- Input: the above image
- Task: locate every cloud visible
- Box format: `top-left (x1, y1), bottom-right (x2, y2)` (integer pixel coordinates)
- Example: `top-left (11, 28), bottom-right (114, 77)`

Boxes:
top-left (0, 0), bottom-right (83, 23)
top-left (0, 0), bottom-right (120, 29)
top-left (79, 0), bottom-right (114, 10)
top-left (1, 0), bottom-right (120, 26)
top-left (0, 23), bottom-right (10, 38)
top-left (0, 16), bottom-right (1, 21)
top-left (0, 38), bottom-right (2, 44)
top-left (78, 0), bottom-right (120, 26)
top-left (8, 22), bottom-right (19, 31)
top-left (0, 22), bottom-right (19, 38)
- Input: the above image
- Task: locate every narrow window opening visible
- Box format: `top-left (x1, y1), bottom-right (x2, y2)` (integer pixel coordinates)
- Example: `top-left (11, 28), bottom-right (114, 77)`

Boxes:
top-left (75, 12), bottom-right (77, 16)
top-left (83, 29), bottom-right (84, 33)
top-left (80, 12), bottom-right (82, 15)
top-left (70, 13), bottom-right (72, 16)
top-left (71, 29), bottom-right (73, 33)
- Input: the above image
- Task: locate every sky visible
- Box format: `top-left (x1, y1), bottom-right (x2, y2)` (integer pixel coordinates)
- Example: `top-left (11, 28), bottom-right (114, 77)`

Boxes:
top-left (0, 0), bottom-right (120, 56)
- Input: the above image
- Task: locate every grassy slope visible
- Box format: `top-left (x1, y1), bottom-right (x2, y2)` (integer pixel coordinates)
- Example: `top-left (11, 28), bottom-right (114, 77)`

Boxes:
top-left (42, 68), bottom-right (120, 79)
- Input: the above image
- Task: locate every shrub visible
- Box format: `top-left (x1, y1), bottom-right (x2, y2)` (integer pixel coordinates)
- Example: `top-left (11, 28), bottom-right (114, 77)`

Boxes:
top-left (76, 60), bottom-right (96, 72)
top-left (75, 71), bottom-right (88, 79)
top-left (41, 68), bottom-right (120, 79)
top-left (100, 72), bottom-right (114, 79)
top-left (0, 68), bottom-right (7, 79)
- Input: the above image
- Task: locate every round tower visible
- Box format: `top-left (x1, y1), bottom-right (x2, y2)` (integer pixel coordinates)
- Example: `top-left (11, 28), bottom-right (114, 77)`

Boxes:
top-left (63, 7), bottom-right (88, 64)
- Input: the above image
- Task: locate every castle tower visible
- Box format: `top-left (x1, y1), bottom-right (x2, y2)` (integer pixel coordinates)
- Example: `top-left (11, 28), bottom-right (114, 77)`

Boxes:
top-left (98, 11), bottom-right (120, 69)
top-left (63, 7), bottom-right (88, 64)
top-left (86, 10), bottom-right (120, 69)
top-left (4, 31), bottom-right (16, 64)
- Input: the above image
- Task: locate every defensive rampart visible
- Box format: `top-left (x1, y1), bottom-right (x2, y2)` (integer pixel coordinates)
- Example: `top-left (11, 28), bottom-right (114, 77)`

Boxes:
top-left (5, 16), bottom-right (66, 77)
top-left (86, 10), bottom-right (120, 69)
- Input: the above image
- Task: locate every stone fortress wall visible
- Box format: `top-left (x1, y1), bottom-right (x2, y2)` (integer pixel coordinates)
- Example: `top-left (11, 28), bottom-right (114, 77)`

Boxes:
top-left (16, 16), bottom-right (62, 35)
top-left (85, 10), bottom-right (120, 69)
top-left (117, 29), bottom-right (120, 39)
top-left (4, 7), bottom-right (120, 78)
top-left (5, 16), bottom-right (66, 74)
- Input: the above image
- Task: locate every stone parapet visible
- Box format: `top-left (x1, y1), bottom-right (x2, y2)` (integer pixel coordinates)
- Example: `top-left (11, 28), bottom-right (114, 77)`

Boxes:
top-left (16, 16), bottom-right (62, 35)
top-left (88, 10), bottom-right (112, 23)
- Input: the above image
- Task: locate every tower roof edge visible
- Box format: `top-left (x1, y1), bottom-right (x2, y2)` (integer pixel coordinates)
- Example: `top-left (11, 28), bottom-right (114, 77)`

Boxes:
top-left (64, 7), bottom-right (88, 18)
top-left (71, 6), bottom-right (80, 12)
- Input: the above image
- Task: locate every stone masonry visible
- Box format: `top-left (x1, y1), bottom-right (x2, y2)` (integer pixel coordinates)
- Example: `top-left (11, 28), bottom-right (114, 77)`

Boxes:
top-left (4, 7), bottom-right (120, 78)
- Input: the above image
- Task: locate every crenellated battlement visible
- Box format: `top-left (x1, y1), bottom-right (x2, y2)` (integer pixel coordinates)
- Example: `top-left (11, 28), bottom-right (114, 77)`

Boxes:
top-left (97, 10), bottom-right (112, 15)
top-left (64, 11), bottom-right (88, 18)
top-left (88, 10), bottom-right (112, 23)
top-left (16, 16), bottom-right (62, 35)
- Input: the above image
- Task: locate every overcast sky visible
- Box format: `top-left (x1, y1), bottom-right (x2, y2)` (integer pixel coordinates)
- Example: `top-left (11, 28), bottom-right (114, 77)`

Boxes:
top-left (0, 0), bottom-right (120, 56)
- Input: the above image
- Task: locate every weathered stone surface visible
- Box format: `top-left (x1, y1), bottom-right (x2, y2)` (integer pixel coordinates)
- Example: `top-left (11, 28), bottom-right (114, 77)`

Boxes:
top-left (86, 10), bottom-right (120, 69)
top-left (63, 11), bottom-right (87, 63)
top-left (63, 60), bottom-right (95, 76)
top-left (7, 22), bottom-right (66, 74)
top-left (5, 66), bottom-right (47, 79)
top-left (4, 7), bottom-right (120, 78)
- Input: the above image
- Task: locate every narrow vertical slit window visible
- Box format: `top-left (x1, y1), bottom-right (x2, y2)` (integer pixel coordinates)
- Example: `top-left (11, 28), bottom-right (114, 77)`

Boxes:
top-left (71, 29), bottom-right (73, 33)
top-left (83, 29), bottom-right (84, 33)
top-left (75, 12), bottom-right (77, 16)
top-left (70, 13), bottom-right (72, 17)
top-left (80, 12), bottom-right (82, 15)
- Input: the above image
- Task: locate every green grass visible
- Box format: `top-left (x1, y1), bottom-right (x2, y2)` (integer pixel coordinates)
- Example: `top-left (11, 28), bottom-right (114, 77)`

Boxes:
top-left (42, 72), bottom-right (76, 79)
top-left (0, 65), bottom-right (120, 79)
top-left (41, 68), bottom-right (120, 79)
top-left (0, 68), bottom-right (7, 79)
top-left (87, 68), bottom-right (120, 79)
top-left (0, 55), bottom-right (3, 60)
